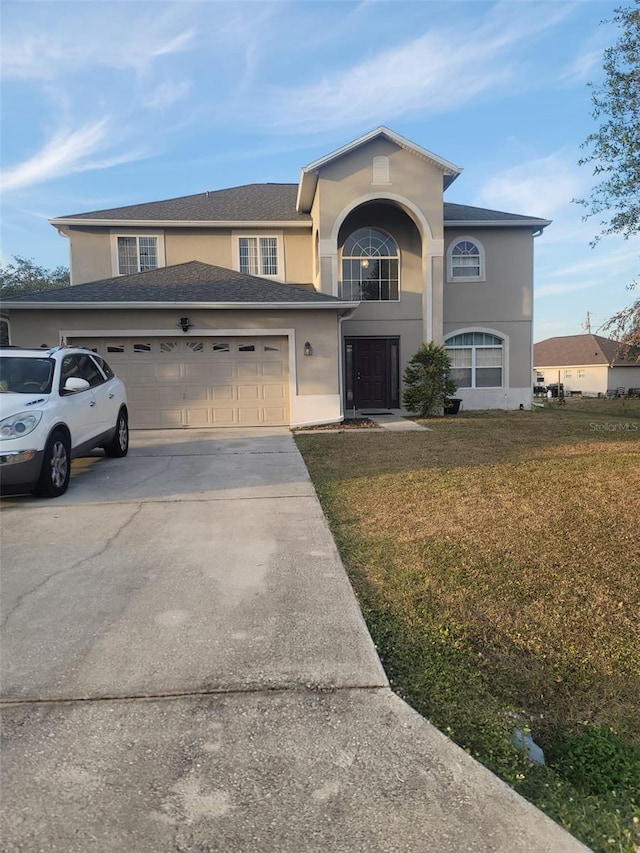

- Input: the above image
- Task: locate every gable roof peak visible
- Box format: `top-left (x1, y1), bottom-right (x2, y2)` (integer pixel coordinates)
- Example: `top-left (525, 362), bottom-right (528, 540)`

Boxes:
top-left (296, 126), bottom-right (462, 213)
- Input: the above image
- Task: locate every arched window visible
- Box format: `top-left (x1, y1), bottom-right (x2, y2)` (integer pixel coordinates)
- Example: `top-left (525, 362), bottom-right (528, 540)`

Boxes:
top-left (445, 332), bottom-right (503, 388)
top-left (447, 237), bottom-right (485, 281)
top-left (341, 228), bottom-right (399, 301)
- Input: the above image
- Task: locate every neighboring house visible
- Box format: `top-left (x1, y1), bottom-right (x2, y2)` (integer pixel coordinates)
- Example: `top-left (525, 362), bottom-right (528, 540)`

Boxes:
top-left (4, 127), bottom-right (550, 428)
top-left (534, 334), bottom-right (640, 395)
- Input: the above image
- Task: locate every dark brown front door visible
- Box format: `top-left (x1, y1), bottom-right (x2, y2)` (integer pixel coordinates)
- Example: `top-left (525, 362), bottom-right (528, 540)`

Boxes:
top-left (346, 338), bottom-right (399, 409)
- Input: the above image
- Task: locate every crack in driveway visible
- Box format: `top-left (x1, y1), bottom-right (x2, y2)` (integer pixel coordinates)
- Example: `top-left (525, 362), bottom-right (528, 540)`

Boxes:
top-left (1, 503), bottom-right (145, 628)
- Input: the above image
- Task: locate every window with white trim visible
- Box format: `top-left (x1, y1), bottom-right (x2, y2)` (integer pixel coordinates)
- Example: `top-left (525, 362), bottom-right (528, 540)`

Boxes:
top-left (447, 237), bottom-right (485, 281)
top-left (445, 332), bottom-right (504, 388)
top-left (341, 227), bottom-right (399, 301)
top-left (238, 236), bottom-right (278, 277)
top-left (117, 236), bottom-right (159, 275)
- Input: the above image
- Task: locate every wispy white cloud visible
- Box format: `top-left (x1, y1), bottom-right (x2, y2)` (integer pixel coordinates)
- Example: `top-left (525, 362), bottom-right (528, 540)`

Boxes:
top-left (536, 279), bottom-right (599, 298)
top-left (0, 121), bottom-right (147, 192)
top-left (266, 1), bottom-right (574, 133)
top-left (1, 7), bottom-right (196, 80)
top-left (147, 81), bottom-right (192, 111)
top-left (551, 243), bottom-right (639, 280)
top-left (476, 150), bottom-right (588, 219)
top-left (559, 47), bottom-right (603, 85)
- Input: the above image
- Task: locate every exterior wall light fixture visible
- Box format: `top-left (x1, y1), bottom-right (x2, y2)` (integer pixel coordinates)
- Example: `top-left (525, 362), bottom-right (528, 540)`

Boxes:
top-left (304, 341), bottom-right (313, 356)
top-left (178, 317), bottom-right (192, 333)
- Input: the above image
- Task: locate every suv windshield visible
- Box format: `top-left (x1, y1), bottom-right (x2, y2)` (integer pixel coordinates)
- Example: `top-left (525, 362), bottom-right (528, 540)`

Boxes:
top-left (0, 356), bottom-right (54, 394)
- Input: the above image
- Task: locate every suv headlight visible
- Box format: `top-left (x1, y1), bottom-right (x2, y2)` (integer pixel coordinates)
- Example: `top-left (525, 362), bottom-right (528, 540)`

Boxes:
top-left (0, 411), bottom-right (43, 439)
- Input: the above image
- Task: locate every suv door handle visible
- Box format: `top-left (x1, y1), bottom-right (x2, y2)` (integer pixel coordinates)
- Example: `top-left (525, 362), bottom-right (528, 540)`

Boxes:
top-left (90, 401), bottom-right (97, 407)
top-left (108, 393), bottom-right (115, 399)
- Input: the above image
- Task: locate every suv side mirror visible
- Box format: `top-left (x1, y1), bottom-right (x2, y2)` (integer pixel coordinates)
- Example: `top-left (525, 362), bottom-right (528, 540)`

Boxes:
top-left (64, 377), bottom-right (91, 393)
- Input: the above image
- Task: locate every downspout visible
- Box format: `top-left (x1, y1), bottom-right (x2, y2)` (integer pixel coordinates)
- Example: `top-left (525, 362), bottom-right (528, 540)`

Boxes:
top-left (338, 307), bottom-right (357, 420)
top-left (54, 225), bottom-right (73, 285)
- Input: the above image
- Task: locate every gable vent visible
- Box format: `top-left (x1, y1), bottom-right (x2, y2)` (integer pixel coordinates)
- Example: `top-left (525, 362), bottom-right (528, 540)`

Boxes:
top-left (372, 156), bottom-right (390, 185)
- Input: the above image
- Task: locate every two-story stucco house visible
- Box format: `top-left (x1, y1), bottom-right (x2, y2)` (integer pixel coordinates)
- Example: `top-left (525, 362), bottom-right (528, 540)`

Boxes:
top-left (4, 127), bottom-right (550, 429)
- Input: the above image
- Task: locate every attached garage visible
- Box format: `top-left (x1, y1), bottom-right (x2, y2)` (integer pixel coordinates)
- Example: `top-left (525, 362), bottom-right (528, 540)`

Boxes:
top-left (70, 335), bottom-right (289, 428)
top-left (3, 261), bottom-right (358, 429)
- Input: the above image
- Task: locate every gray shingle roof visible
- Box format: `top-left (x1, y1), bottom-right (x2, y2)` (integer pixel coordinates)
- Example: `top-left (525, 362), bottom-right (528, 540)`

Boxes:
top-left (5, 262), bottom-right (349, 305)
top-left (534, 334), bottom-right (635, 367)
top-left (52, 184), bottom-right (547, 227)
top-left (444, 202), bottom-right (548, 225)
top-left (55, 184), bottom-right (310, 223)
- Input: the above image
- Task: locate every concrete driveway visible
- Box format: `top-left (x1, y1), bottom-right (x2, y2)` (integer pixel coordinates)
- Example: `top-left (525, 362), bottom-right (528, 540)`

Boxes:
top-left (1, 429), bottom-right (589, 852)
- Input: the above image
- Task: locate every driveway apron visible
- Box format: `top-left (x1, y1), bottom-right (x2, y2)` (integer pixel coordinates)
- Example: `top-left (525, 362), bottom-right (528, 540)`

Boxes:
top-left (1, 429), bottom-right (589, 852)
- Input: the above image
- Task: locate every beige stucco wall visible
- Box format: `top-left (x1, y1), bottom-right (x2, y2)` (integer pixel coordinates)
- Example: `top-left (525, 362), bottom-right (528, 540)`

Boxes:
top-left (63, 227), bottom-right (113, 284)
top-left (7, 307), bottom-right (341, 398)
top-left (313, 138), bottom-right (444, 246)
top-left (443, 228), bottom-right (534, 324)
top-left (62, 226), bottom-right (314, 286)
top-left (443, 227), bottom-right (534, 402)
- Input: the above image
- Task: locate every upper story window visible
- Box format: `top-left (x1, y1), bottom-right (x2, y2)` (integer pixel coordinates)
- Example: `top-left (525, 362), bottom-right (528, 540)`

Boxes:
top-left (447, 237), bottom-right (485, 282)
top-left (341, 227), bottom-right (399, 301)
top-left (117, 236), bottom-right (158, 275)
top-left (445, 332), bottom-right (504, 388)
top-left (0, 317), bottom-right (9, 347)
top-left (239, 236), bottom-right (278, 277)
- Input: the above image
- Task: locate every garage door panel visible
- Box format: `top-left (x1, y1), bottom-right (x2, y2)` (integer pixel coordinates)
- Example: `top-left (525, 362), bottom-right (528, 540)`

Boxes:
top-left (157, 363), bottom-right (183, 381)
top-left (237, 362), bottom-right (261, 379)
top-left (211, 385), bottom-right (234, 400)
top-left (263, 384), bottom-right (286, 400)
top-left (263, 363), bottom-right (285, 378)
top-left (71, 335), bottom-right (290, 428)
top-left (237, 384), bottom-right (260, 400)
top-left (211, 364), bottom-right (234, 380)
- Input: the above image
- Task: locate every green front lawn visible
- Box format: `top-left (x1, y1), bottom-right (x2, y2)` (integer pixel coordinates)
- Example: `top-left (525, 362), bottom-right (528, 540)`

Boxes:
top-left (295, 401), bottom-right (640, 853)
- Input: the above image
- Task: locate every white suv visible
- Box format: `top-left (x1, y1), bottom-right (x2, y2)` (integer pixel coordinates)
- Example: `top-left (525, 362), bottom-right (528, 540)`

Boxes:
top-left (0, 346), bottom-right (129, 498)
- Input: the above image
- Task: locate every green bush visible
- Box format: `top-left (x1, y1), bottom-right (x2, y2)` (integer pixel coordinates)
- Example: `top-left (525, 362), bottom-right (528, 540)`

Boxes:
top-left (402, 342), bottom-right (457, 417)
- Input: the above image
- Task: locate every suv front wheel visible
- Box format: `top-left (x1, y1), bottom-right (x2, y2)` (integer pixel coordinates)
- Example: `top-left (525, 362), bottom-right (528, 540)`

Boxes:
top-left (34, 429), bottom-right (71, 498)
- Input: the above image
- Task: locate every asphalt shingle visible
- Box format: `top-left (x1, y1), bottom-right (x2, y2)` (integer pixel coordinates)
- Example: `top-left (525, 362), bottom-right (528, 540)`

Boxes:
top-left (5, 262), bottom-right (348, 305)
top-left (53, 184), bottom-right (548, 227)
top-left (534, 334), bottom-right (633, 366)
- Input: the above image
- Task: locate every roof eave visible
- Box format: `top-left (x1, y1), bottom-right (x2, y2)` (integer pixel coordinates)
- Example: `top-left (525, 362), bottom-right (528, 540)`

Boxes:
top-left (50, 218), bottom-right (312, 229)
top-left (445, 219), bottom-right (552, 229)
top-left (3, 300), bottom-right (359, 311)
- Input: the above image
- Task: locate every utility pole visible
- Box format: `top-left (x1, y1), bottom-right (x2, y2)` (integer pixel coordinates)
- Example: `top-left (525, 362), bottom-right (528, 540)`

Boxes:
top-left (581, 312), bottom-right (592, 334)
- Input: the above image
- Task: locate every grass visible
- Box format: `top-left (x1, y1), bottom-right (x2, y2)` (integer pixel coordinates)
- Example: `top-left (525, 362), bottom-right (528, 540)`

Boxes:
top-left (295, 398), bottom-right (640, 853)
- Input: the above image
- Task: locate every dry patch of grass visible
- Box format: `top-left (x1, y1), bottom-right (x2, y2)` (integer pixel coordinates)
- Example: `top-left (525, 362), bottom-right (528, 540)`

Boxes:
top-left (296, 404), bottom-right (640, 853)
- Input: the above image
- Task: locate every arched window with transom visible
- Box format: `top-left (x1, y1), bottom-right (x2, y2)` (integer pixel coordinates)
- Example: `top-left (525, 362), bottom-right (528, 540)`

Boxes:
top-left (341, 228), bottom-right (399, 301)
top-left (445, 331), bottom-right (504, 388)
top-left (447, 237), bottom-right (485, 281)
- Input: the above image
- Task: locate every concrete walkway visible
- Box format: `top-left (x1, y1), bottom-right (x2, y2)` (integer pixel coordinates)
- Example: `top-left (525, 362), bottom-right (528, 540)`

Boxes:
top-left (0, 429), bottom-right (589, 852)
top-left (367, 412), bottom-right (431, 431)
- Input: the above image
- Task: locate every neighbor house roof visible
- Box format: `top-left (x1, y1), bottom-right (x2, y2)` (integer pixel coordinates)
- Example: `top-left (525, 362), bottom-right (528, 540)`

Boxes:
top-left (534, 334), bottom-right (634, 367)
top-left (2, 261), bottom-right (357, 310)
top-left (50, 185), bottom-right (549, 230)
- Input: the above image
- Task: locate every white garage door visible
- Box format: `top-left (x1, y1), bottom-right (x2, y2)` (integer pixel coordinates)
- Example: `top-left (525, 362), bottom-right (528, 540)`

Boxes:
top-left (71, 336), bottom-right (290, 428)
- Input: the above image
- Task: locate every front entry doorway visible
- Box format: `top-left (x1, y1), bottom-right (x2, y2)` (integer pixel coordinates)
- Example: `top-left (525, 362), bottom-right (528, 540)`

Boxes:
top-left (345, 338), bottom-right (400, 410)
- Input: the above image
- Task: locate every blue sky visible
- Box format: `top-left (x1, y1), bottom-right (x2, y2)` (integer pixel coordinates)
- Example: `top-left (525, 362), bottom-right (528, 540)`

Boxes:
top-left (1, 0), bottom-right (637, 342)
